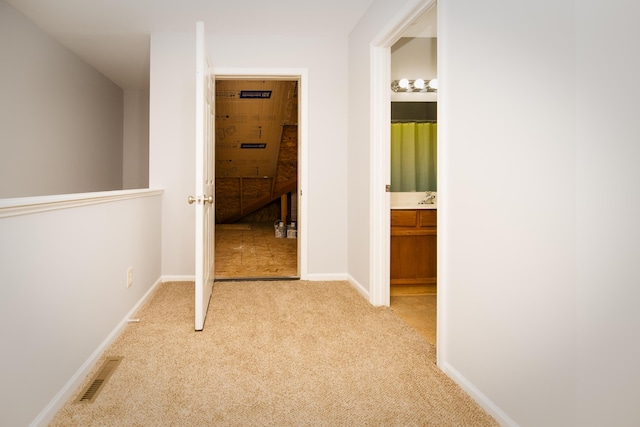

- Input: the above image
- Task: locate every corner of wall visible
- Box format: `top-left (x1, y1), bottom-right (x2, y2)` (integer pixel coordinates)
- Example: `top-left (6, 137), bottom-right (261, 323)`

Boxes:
top-left (31, 276), bottom-right (163, 427)
top-left (440, 362), bottom-right (519, 427)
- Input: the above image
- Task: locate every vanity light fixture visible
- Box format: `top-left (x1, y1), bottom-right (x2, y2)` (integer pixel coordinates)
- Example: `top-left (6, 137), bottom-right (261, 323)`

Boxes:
top-left (391, 78), bottom-right (438, 93)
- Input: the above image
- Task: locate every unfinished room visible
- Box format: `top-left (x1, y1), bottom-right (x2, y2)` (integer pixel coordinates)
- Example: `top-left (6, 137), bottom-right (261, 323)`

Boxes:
top-left (214, 79), bottom-right (300, 280)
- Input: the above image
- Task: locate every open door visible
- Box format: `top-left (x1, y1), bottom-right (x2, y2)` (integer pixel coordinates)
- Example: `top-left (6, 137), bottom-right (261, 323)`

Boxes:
top-left (191, 21), bottom-right (215, 330)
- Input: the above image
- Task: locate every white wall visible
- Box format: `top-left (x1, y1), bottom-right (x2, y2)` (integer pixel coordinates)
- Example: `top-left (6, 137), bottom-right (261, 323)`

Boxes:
top-left (575, 2), bottom-right (640, 425)
top-left (391, 37), bottom-right (437, 102)
top-left (348, 0), bottom-right (415, 301)
top-left (123, 89), bottom-right (150, 189)
top-left (439, 0), bottom-right (576, 424)
top-left (149, 32), bottom-right (200, 278)
top-left (150, 31), bottom-right (349, 278)
top-left (0, 4), bottom-right (157, 425)
top-left (349, 0), bottom-right (640, 425)
top-left (0, 191), bottom-right (162, 426)
top-left (0, 0), bottom-right (124, 198)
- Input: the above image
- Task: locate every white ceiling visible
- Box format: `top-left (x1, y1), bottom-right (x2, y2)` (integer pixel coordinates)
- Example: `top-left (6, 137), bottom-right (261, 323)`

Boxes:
top-left (6, 0), bottom-right (376, 90)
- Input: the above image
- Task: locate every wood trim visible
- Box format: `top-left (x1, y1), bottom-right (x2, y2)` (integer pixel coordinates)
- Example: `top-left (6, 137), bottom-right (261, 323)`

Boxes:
top-left (391, 278), bottom-right (437, 286)
top-left (390, 283), bottom-right (437, 296)
top-left (391, 228), bottom-right (437, 236)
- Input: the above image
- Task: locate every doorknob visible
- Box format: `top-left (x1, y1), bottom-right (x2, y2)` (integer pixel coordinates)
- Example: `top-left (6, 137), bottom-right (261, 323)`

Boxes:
top-left (188, 195), bottom-right (213, 204)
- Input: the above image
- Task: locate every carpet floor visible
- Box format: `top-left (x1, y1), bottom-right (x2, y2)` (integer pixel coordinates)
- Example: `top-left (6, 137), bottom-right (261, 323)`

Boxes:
top-left (50, 281), bottom-right (497, 426)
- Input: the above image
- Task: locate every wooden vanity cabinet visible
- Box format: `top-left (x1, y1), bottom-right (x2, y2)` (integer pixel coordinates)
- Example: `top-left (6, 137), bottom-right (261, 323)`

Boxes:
top-left (390, 209), bottom-right (437, 294)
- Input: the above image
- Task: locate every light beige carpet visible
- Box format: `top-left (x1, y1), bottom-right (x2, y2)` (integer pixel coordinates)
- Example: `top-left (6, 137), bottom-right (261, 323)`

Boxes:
top-left (50, 281), bottom-right (497, 426)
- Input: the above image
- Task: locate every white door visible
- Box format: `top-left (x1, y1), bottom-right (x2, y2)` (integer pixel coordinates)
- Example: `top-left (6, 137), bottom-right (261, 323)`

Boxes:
top-left (192, 21), bottom-right (215, 331)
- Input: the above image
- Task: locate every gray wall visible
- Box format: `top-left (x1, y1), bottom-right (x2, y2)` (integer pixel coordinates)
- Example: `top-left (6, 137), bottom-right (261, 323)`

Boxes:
top-left (575, 2), bottom-right (640, 425)
top-left (123, 89), bottom-right (150, 189)
top-left (0, 0), bottom-right (124, 198)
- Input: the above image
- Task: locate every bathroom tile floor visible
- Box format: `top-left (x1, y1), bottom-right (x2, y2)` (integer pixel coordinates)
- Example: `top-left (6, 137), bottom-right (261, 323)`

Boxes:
top-left (214, 222), bottom-right (298, 279)
top-left (390, 294), bottom-right (437, 346)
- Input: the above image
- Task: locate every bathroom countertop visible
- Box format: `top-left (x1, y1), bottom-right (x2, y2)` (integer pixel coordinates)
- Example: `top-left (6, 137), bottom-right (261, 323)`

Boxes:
top-left (390, 192), bottom-right (437, 210)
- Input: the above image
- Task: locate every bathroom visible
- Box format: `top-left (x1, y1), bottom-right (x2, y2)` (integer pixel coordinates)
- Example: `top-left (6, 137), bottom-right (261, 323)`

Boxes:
top-left (388, 6), bottom-right (438, 345)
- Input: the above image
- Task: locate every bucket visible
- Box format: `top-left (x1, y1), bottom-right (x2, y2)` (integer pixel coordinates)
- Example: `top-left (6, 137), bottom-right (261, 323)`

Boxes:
top-left (287, 221), bottom-right (297, 239)
top-left (274, 220), bottom-right (286, 238)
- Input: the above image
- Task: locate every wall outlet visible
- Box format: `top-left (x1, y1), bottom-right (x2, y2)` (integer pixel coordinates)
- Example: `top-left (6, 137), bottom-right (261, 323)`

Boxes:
top-left (127, 267), bottom-right (133, 288)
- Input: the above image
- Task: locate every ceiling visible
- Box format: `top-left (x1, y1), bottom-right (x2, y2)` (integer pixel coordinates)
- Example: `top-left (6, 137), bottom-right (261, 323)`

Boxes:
top-left (215, 80), bottom-right (297, 178)
top-left (6, 0), bottom-right (376, 90)
top-left (401, 4), bottom-right (437, 38)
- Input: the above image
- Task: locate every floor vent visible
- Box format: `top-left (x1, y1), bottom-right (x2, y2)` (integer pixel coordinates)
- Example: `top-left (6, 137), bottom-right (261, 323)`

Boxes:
top-left (75, 357), bottom-right (123, 403)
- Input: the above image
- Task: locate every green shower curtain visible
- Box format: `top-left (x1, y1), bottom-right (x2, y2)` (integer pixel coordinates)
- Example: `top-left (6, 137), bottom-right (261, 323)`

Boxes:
top-left (390, 122), bottom-right (437, 192)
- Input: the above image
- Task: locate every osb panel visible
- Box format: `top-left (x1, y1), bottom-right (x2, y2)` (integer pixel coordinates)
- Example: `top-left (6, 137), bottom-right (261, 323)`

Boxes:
top-left (283, 83), bottom-right (298, 125)
top-left (275, 125), bottom-right (298, 188)
top-left (241, 178), bottom-right (273, 204)
top-left (237, 199), bottom-right (281, 223)
top-left (215, 80), bottom-right (297, 178)
top-left (215, 177), bottom-right (276, 223)
top-left (215, 178), bottom-right (241, 221)
top-left (214, 80), bottom-right (298, 224)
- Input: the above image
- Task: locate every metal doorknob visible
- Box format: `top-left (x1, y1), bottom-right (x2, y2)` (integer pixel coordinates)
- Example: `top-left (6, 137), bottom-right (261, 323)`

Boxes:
top-left (188, 195), bottom-right (212, 204)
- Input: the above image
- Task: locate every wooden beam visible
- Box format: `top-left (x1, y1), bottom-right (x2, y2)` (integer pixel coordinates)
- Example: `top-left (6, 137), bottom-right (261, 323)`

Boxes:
top-left (281, 193), bottom-right (288, 223)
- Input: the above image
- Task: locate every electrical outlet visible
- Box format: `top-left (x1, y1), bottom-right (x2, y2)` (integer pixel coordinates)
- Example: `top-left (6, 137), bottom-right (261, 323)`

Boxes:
top-left (127, 267), bottom-right (133, 288)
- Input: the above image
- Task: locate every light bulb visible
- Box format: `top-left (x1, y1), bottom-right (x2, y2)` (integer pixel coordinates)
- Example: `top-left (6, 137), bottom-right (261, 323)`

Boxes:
top-left (427, 78), bottom-right (438, 90)
top-left (413, 79), bottom-right (426, 90)
top-left (399, 78), bottom-right (410, 89)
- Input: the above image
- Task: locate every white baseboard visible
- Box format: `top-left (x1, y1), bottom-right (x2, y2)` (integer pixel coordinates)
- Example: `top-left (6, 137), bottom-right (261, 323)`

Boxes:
top-left (303, 273), bottom-right (370, 303)
top-left (30, 276), bottom-right (163, 427)
top-left (347, 274), bottom-right (370, 302)
top-left (441, 362), bottom-right (518, 427)
top-left (306, 273), bottom-right (348, 281)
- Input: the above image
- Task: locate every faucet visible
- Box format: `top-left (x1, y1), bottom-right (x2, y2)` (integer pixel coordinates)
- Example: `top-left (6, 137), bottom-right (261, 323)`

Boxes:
top-left (419, 191), bottom-right (436, 204)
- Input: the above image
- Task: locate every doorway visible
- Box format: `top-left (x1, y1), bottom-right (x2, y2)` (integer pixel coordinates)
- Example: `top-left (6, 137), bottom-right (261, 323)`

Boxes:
top-left (213, 76), bottom-right (303, 280)
top-left (387, 6), bottom-right (438, 347)
top-left (368, 0), bottom-right (441, 357)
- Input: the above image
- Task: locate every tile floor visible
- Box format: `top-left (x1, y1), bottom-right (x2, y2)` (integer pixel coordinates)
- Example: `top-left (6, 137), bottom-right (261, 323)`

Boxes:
top-left (390, 294), bottom-right (437, 346)
top-left (215, 222), bottom-right (298, 279)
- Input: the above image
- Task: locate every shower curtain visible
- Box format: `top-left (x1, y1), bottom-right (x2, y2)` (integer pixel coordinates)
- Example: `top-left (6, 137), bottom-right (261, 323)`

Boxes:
top-left (390, 122), bottom-right (437, 192)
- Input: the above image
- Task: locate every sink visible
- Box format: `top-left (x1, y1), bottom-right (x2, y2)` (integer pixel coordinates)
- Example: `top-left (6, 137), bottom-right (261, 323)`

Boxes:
top-left (390, 192), bottom-right (437, 209)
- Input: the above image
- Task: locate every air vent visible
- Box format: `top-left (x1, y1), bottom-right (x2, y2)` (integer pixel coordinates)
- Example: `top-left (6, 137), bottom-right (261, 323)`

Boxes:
top-left (239, 90), bottom-right (272, 99)
top-left (240, 143), bottom-right (266, 149)
top-left (75, 357), bottom-right (123, 403)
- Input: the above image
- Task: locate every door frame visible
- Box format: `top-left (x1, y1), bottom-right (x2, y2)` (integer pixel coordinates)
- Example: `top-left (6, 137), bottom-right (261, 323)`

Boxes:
top-left (213, 67), bottom-right (308, 280)
top-left (369, 0), bottom-right (441, 359)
